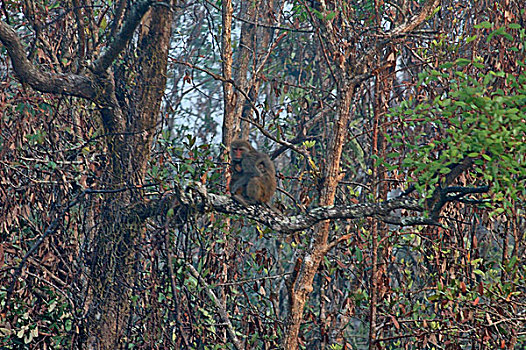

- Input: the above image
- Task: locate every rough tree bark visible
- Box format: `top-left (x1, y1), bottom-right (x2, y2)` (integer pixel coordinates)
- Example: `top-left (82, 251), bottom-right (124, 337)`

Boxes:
top-left (284, 82), bottom-right (356, 349)
top-left (84, 4), bottom-right (174, 349)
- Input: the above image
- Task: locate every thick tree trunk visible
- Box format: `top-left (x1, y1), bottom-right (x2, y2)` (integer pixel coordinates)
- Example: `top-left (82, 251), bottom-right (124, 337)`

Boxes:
top-left (84, 5), bottom-right (173, 349)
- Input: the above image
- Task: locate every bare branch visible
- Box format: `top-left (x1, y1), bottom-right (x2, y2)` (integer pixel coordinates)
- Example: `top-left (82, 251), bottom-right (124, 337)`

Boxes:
top-left (387, 0), bottom-right (440, 37)
top-left (0, 20), bottom-right (95, 99)
top-left (427, 157), bottom-right (475, 218)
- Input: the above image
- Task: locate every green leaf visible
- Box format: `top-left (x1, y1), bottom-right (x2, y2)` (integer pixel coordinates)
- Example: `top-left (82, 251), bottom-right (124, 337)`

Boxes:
top-left (456, 58), bottom-right (471, 66)
top-left (473, 269), bottom-right (485, 277)
top-left (481, 154), bottom-right (492, 161)
top-left (474, 21), bottom-right (492, 29)
top-left (427, 294), bottom-right (440, 301)
top-left (326, 12), bottom-right (336, 20)
top-left (355, 248), bottom-right (363, 262)
top-left (507, 255), bottom-right (518, 269)
top-left (488, 27), bottom-right (512, 42)
top-left (466, 35), bottom-right (477, 43)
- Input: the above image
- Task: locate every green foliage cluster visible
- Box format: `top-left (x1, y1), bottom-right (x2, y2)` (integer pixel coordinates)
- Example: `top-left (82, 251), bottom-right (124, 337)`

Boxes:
top-left (1, 286), bottom-right (73, 348)
top-left (377, 24), bottom-right (526, 348)
top-left (389, 54), bottom-right (526, 214)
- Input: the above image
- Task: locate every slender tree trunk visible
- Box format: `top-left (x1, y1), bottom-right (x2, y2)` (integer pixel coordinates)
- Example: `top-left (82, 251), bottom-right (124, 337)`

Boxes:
top-left (221, 0), bottom-right (235, 146)
top-left (234, 0), bottom-right (275, 139)
top-left (284, 85), bottom-right (355, 350)
top-left (219, 1), bottom-right (236, 344)
top-left (368, 221), bottom-right (379, 349)
top-left (368, 44), bottom-right (394, 348)
top-left (232, 0), bottom-right (256, 138)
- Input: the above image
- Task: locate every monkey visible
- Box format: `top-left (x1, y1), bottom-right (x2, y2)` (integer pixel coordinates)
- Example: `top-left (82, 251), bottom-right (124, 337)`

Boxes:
top-left (231, 151), bottom-right (272, 198)
top-left (229, 139), bottom-right (277, 205)
top-left (230, 139), bottom-right (255, 195)
top-left (230, 139), bottom-right (276, 203)
top-left (235, 154), bottom-right (276, 204)
top-left (230, 140), bottom-right (253, 191)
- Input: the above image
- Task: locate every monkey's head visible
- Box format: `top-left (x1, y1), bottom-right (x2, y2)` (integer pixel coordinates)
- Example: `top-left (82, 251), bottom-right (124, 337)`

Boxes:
top-left (231, 139), bottom-right (255, 163)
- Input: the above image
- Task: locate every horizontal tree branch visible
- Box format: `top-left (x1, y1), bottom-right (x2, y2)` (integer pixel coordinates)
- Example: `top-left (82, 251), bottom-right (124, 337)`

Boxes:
top-left (136, 183), bottom-right (489, 235)
top-left (1, 1), bottom-right (155, 99)
top-left (204, 194), bottom-right (439, 234)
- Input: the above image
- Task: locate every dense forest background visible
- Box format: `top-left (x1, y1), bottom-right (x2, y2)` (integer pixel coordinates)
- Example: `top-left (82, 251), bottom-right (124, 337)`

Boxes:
top-left (1, 0), bottom-right (525, 349)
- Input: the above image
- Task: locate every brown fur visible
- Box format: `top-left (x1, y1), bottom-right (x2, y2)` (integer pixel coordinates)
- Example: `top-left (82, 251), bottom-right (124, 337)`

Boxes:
top-left (230, 139), bottom-right (276, 204)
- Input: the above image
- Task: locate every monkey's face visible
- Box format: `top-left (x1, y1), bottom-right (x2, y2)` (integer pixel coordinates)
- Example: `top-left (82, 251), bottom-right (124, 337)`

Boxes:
top-left (231, 146), bottom-right (247, 161)
top-left (231, 143), bottom-right (248, 175)
top-left (230, 139), bottom-right (255, 174)
top-left (232, 148), bottom-right (244, 174)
